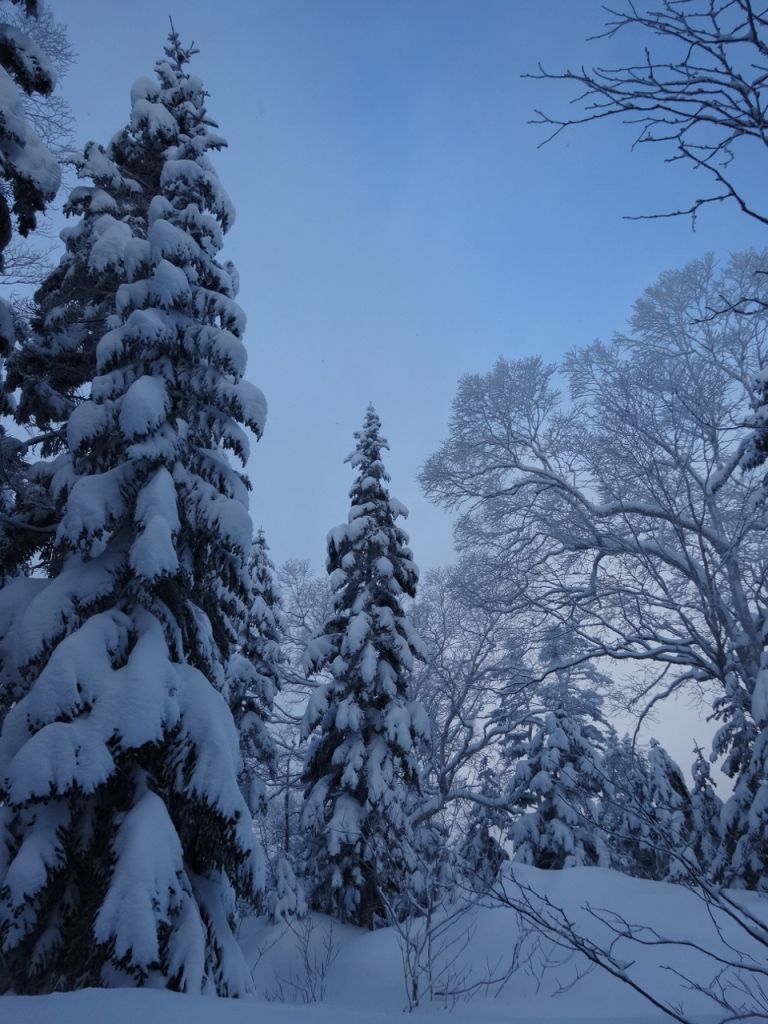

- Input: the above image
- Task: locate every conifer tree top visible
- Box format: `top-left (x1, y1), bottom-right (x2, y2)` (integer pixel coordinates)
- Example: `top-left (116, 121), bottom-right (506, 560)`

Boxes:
top-left (346, 404), bottom-right (390, 484)
top-left (324, 404), bottom-right (418, 606)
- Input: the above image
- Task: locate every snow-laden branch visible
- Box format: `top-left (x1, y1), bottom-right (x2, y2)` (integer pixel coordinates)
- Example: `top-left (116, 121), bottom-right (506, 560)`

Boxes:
top-left (421, 254), bottom-right (768, 722)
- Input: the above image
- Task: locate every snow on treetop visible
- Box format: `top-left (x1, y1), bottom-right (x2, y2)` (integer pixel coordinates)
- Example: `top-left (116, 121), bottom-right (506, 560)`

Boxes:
top-left (131, 97), bottom-right (178, 140)
top-left (180, 73), bottom-right (205, 98)
top-left (129, 75), bottom-right (157, 104)
top-left (88, 215), bottom-right (134, 273)
top-left (66, 186), bottom-right (118, 215)
top-left (149, 217), bottom-right (200, 263)
top-left (161, 159), bottom-right (235, 227)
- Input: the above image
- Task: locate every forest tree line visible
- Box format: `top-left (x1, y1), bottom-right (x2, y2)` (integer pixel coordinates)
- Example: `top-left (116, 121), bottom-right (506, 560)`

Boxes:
top-left (0, 0), bottom-right (766, 1003)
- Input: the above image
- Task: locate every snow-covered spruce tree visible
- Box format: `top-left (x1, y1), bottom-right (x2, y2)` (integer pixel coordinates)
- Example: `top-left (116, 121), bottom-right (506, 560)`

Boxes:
top-left (508, 703), bottom-right (607, 870)
top-left (0, 0), bottom-right (61, 580)
top-left (227, 529), bottom-right (283, 812)
top-left (0, 0), bottom-right (60, 265)
top-left (0, 129), bottom-right (155, 590)
top-left (0, 14), bottom-right (190, 589)
top-left (718, 348), bottom-right (768, 891)
top-left (714, 652), bottom-right (768, 890)
top-left (0, 32), bottom-right (267, 994)
top-left (597, 732), bottom-right (656, 877)
top-left (646, 739), bottom-right (694, 882)
top-left (688, 745), bottom-right (722, 877)
top-left (6, 140), bottom-right (147, 449)
top-left (597, 734), bottom-right (697, 882)
top-left (301, 406), bottom-right (429, 929)
top-left (226, 533), bottom-right (310, 926)
top-left (0, 105), bottom-right (154, 701)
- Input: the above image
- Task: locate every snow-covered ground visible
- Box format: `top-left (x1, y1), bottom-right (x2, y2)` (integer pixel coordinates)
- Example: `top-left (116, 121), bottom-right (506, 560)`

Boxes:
top-left (4, 865), bottom-right (766, 1023)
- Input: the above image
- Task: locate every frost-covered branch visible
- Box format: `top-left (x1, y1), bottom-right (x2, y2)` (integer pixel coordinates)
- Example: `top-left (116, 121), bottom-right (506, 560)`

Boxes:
top-left (527, 0), bottom-right (768, 228)
top-left (421, 254), bottom-right (768, 736)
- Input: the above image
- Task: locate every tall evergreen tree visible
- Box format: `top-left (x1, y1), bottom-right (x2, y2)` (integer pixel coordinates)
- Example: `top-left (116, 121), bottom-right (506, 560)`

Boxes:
top-left (301, 406), bottom-right (429, 928)
top-left (0, 31), bottom-right (267, 994)
top-left (227, 528), bottom-right (283, 812)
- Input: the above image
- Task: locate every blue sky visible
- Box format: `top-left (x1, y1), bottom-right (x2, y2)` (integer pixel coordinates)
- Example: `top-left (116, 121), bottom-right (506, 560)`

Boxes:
top-left (58, 0), bottom-right (765, 572)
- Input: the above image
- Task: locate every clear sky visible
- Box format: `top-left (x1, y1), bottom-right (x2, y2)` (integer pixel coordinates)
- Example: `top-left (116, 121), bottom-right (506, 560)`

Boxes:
top-left (55, 0), bottom-right (764, 576)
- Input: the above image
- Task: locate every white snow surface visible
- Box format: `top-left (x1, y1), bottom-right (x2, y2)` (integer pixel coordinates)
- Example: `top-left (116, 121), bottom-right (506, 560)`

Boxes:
top-left (4, 865), bottom-right (767, 1022)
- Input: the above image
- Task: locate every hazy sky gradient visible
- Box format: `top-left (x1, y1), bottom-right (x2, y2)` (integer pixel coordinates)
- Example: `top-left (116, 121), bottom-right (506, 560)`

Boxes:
top-left (58, 0), bottom-right (765, 572)
top-left (46, 0), bottom-right (766, 774)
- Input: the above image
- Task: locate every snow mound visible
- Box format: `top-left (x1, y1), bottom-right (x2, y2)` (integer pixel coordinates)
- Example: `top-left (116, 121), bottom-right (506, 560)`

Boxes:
top-left (4, 865), bottom-right (767, 1022)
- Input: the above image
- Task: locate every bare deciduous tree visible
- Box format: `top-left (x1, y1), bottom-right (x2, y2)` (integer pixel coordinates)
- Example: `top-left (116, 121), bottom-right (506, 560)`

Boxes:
top-left (529, 0), bottom-right (768, 229)
top-left (421, 252), bottom-right (768, 773)
top-left (410, 568), bottom-right (534, 818)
